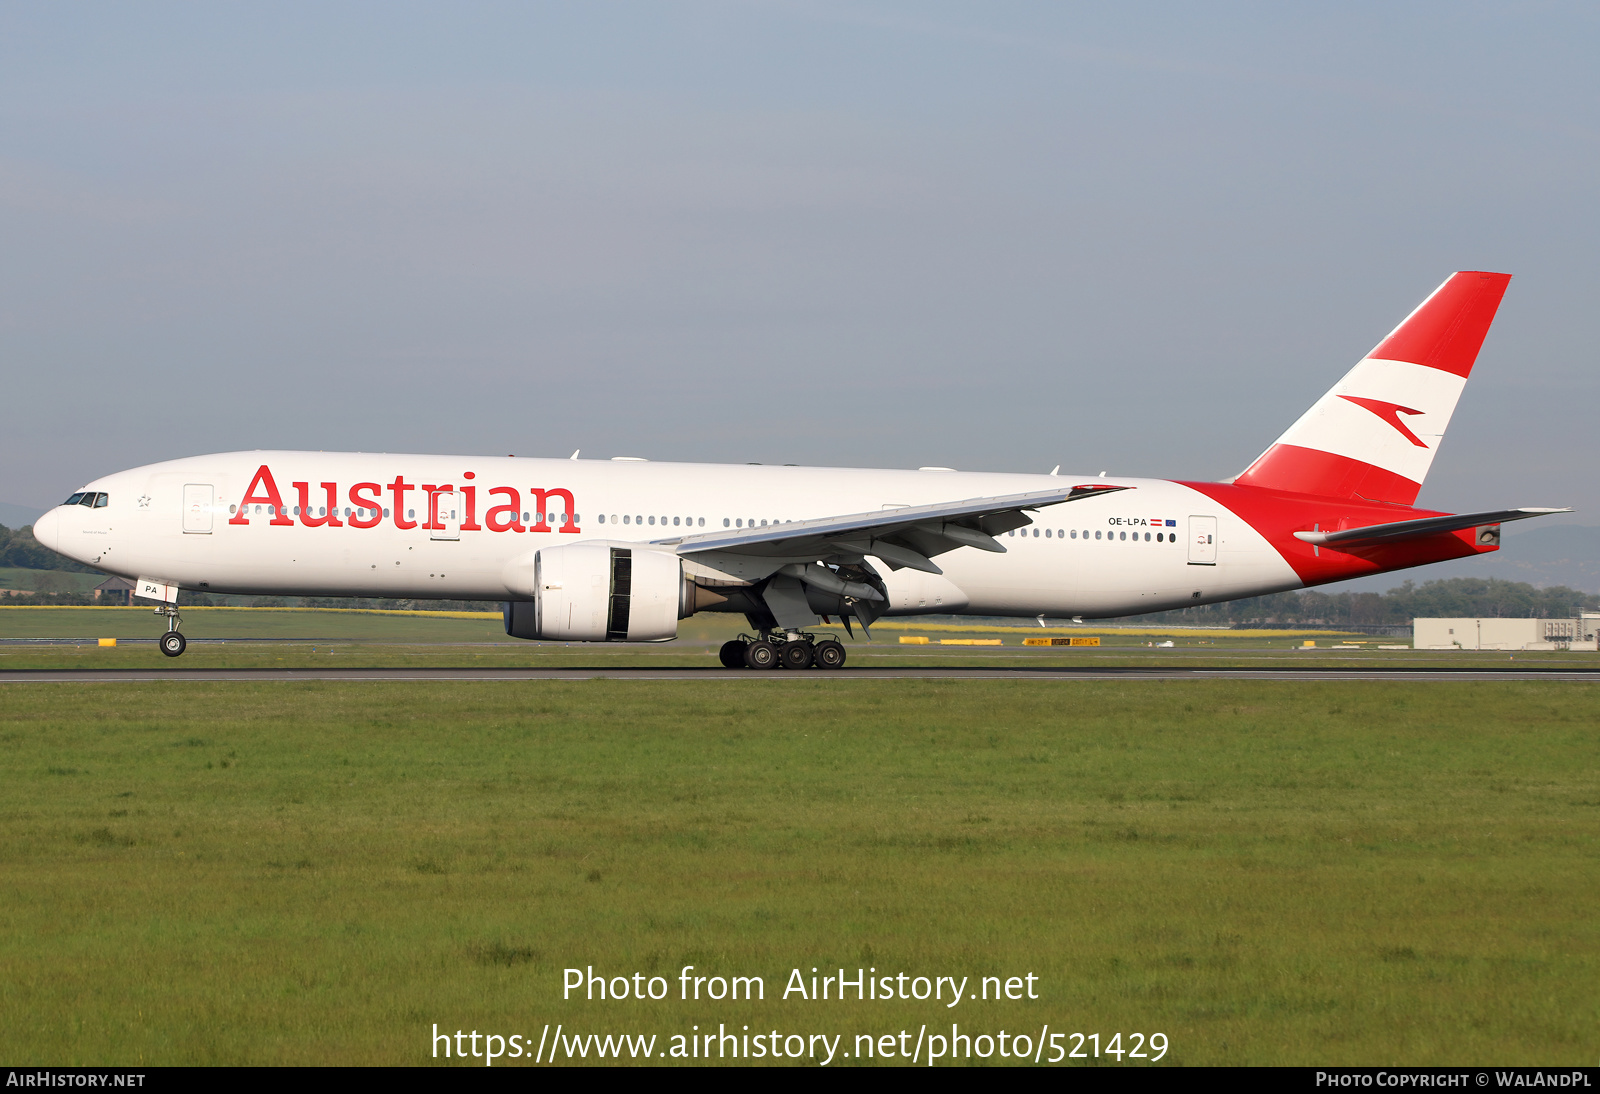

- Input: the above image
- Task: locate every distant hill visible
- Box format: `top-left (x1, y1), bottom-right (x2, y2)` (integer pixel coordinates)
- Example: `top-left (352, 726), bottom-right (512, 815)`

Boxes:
top-left (0, 502), bottom-right (43, 530)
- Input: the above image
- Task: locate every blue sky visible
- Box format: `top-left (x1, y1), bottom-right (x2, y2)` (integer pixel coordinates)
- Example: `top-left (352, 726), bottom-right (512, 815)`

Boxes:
top-left (3, 2), bottom-right (1597, 559)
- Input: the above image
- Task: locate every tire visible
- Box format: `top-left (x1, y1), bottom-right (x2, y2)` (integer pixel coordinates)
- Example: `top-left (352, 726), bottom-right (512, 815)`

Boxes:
top-left (718, 640), bottom-right (746, 668)
top-left (160, 631), bottom-right (187, 658)
top-left (743, 640), bottom-right (778, 669)
top-left (813, 639), bottom-right (846, 669)
top-left (780, 640), bottom-right (814, 670)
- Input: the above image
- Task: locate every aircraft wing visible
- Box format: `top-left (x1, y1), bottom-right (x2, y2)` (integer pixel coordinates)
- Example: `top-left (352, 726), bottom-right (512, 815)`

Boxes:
top-left (1293, 507), bottom-right (1571, 549)
top-left (651, 483), bottom-right (1130, 574)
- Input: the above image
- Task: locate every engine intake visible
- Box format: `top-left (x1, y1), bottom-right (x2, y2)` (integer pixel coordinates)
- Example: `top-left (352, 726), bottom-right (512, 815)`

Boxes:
top-left (503, 542), bottom-right (691, 642)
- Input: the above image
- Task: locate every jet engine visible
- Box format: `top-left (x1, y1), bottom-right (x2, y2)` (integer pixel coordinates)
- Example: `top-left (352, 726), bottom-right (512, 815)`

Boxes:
top-left (502, 542), bottom-right (699, 642)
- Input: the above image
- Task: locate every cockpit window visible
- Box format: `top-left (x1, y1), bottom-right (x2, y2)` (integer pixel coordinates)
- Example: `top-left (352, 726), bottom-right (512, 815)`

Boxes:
top-left (92, 493), bottom-right (108, 508)
top-left (64, 493), bottom-right (86, 506)
top-left (78, 493), bottom-right (98, 507)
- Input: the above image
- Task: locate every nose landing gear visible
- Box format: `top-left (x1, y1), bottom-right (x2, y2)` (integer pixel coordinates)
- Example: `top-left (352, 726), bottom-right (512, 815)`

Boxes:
top-left (156, 606), bottom-right (186, 658)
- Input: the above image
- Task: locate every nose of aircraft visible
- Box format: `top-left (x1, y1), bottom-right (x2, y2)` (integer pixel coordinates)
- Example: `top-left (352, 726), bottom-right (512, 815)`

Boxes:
top-left (31, 507), bottom-right (61, 553)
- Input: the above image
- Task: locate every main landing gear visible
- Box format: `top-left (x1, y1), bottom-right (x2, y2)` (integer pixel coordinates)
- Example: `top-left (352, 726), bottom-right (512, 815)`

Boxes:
top-left (156, 606), bottom-right (186, 658)
top-left (719, 633), bottom-right (846, 670)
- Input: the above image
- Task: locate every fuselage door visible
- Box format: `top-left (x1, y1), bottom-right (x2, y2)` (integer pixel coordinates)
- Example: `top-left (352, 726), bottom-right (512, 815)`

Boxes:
top-left (431, 490), bottom-right (460, 541)
top-left (1188, 515), bottom-right (1217, 565)
top-left (182, 484), bottom-right (214, 534)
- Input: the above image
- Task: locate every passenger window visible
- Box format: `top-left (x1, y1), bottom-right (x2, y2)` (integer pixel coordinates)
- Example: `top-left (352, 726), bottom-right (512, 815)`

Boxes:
top-left (383, 508), bottom-right (390, 518)
top-left (1045, 528), bottom-right (1051, 538)
top-left (1070, 529), bottom-right (1077, 539)
top-left (1119, 531), bottom-right (1126, 541)
top-left (1144, 532), bottom-right (1150, 541)
top-left (673, 517), bottom-right (680, 526)
top-left (407, 508), bottom-right (415, 519)
top-left (698, 518), bottom-right (704, 527)
top-left (1095, 530), bottom-right (1101, 540)
top-left (319, 507), bottom-right (326, 517)
top-left (648, 516), bottom-right (655, 525)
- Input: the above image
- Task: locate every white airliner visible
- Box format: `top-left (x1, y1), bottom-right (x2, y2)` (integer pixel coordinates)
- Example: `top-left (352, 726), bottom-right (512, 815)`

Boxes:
top-left (33, 271), bottom-right (1569, 667)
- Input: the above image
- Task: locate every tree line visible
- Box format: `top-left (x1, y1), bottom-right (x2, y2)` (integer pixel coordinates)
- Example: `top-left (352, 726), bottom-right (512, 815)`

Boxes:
top-left (0, 523), bottom-right (101, 573)
top-left (1113, 577), bottom-right (1597, 627)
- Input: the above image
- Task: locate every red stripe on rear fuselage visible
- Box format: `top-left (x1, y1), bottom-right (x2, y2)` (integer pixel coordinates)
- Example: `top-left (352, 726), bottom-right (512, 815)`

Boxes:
top-left (1177, 480), bottom-right (1489, 587)
top-left (1233, 445), bottom-right (1423, 506)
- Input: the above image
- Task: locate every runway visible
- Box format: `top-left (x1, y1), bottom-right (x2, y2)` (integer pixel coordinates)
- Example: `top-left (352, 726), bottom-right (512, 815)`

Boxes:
top-left (4, 666), bottom-right (1598, 682)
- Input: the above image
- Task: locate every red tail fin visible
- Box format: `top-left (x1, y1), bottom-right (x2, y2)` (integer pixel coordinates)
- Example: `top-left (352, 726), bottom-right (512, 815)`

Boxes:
top-left (1234, 272), bottom-right (1510, 503)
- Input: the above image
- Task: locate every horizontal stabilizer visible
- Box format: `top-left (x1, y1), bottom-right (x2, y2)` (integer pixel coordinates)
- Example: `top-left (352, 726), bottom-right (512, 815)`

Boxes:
top-left (1293, 507), bottom-right (1571, 549)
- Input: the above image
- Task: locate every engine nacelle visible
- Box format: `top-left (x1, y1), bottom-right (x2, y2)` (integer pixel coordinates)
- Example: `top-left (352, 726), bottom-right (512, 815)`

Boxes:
top-left (502, 542), bottom-right (690, 642)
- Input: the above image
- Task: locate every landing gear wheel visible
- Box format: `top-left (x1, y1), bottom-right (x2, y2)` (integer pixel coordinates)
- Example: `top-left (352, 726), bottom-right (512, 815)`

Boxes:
top-left (160, 631), bottom-right (187, 658)
top-left (718, 640), bottom-right (747, 668)
top-left (813, 639), bottom-right (846, 669)
top-left (743, 641), bottom-right (778, 669)
top-left (780, 640), bottom-right (814, 670)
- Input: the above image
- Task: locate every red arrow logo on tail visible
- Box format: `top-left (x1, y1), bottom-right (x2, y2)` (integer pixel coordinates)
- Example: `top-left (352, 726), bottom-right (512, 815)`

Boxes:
top-left (1339, 396), bottom-right (1429, 448)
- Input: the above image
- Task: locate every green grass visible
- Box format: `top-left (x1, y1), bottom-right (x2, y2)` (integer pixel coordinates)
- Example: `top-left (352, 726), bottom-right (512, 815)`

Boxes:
top-left (1, 680), bottom-right (1595, 1065)
top-left (7, 605), bottom-right (1598, 672)
top-left (0, 605), bottom-right (513, 642)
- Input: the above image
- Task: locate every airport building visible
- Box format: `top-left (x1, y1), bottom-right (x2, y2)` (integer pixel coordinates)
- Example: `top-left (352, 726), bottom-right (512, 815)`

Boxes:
top-left (1414, 614), bottom-right (1600, 651)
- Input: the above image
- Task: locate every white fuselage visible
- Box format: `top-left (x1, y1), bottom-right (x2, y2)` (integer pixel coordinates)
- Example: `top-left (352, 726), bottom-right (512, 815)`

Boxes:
top-left (40, 451), bottom-right (1305, 619)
